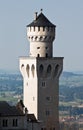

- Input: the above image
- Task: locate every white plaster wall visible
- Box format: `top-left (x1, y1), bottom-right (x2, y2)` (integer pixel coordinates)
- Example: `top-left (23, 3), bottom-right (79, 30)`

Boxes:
top-left (20, 57), bottom-right (38, 119)
top-left (27, 27), bottom-right (55, 57)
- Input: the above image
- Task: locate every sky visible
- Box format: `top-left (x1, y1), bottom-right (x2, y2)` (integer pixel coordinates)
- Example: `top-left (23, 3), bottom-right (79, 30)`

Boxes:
top-left (0, 0), bottom-right (83, 72)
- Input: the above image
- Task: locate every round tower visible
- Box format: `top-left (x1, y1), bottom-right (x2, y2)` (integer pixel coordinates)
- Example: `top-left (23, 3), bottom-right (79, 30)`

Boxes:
top-left (27, 11), bottom-right (56, 58)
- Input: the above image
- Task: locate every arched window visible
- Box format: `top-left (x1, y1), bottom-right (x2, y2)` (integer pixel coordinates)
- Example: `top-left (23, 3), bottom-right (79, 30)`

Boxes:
top-left (40, 36), bottom-right (43, 41)
top-left (21, 64), bottom-right (25, 76)
top-left (47, 65), bottom-right (51, 77)
top-left (37, 54), bottom-right (40, 57)
top-left (54, 64), bottom-right (59, 78)
top-left (26, 64), bottom-right (30, 77)
top-left (35, 36), bottom-right (38, 40)
top-left (39, 64), bottom-right (44, 74)
top-left (21, 64), bottom-right (24, 68)
top-left (31, 64), bottom-right (35, 77)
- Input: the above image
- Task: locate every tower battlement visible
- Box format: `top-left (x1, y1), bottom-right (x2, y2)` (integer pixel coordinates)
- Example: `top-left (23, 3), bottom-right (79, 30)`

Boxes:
top-left (27, 12), bottom-right (56, 58)
top-left (27, 26), bottom-right (55, 42)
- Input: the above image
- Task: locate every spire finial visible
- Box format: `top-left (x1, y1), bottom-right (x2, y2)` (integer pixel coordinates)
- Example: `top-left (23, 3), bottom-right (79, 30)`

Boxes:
top-left (40, 9), bottom-right (43, 13)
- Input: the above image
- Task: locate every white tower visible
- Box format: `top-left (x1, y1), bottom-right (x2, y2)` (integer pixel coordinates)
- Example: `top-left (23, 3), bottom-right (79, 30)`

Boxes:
top-left (20, 10), bottom-right (63, 130)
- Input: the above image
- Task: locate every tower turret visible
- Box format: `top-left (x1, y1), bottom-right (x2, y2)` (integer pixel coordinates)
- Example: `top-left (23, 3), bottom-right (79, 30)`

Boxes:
top-left (27, 11), bottom-right (56, 58)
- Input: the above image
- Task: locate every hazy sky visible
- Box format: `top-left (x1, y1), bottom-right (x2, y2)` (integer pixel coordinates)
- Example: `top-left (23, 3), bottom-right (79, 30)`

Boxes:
top-left (0, 0), bottom-right (83, 71)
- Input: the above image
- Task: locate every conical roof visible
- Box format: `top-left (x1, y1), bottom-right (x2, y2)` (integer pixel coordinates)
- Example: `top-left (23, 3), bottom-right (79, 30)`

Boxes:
top-left (27, 12), bottom-right (55, 27)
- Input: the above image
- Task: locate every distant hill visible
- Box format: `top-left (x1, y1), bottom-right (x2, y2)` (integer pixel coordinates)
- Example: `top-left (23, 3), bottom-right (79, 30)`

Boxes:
top-left (0, 69), bottom-right (83, 76)
top-left (0, 69), bottom-right (20, 74)
top-left (61, 71), bottom-right (83, 78)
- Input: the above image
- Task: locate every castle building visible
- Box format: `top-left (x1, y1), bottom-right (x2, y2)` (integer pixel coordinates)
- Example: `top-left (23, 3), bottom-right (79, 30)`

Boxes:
top-left (20, 10), bottom-right (63, 130)
top-left (0, 101), bottom-right (27, 130)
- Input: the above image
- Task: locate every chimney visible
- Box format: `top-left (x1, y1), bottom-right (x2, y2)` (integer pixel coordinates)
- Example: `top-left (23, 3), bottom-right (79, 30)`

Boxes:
top-left (34, 12), bottom-right (37, 21)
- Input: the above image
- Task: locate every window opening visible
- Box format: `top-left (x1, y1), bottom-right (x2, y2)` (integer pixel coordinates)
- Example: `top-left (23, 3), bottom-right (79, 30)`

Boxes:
top-left (26, 64), bottom-right (30, 77)
top-left (46, 110), bottom-right (50, 116)
top-left (46, 53), bottom-right (48, 58)
top-left (46, 96), bottom-right (51, 101)
top-left (38, 27), bottom-right (40, 31)
top-left (37, 47), bottom-right (40, 49)
top-left (37, 54), bottom-right (40, 57)
top-left (54, 64), bottom-right (59, 77)
top-left (33, 26), bottom-right (35, 31)
top-left (3, 119), bottom-right (8, 127)
top-left (46, 47), bottom-right (48, 50)
top-left (42, 82), bottom-right (45, 87)
top-left (43, 27), bottom-right (45, 31)
top-left (31, 64), bottom-right (35, 77)
top-left (13, 119), bottom-right (18, 127)
top-left (47, 65), bottom-right (51, 74)
top-left (39, 64), bottom-right (43, 73)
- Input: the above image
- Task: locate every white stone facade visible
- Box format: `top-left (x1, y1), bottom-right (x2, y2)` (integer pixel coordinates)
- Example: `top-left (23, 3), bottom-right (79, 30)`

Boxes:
top-left (27, 26), bottom-right (55, 57)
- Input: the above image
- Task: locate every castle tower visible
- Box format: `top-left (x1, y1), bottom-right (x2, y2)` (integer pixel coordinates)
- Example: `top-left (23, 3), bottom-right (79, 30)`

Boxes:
top-left (20, 10), bottom-right (63, 130)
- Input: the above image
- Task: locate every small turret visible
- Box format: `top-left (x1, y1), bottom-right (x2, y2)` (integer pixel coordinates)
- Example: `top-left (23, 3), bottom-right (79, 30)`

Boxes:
top-left (27, 11), bottom-right (56, 58)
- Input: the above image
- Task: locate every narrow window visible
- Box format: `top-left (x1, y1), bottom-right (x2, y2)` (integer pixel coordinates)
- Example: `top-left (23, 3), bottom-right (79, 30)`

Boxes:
top-left (42, 82), bottom-right (45, 87)
top-left (26, 64), bottom-right (30, 77)
top-left (37, 54), bottom-right (40, 57)
top-left (31, 64), bottom-right (35, 77)
top-left (43, 27), bottom-right (45, 31)
top-left (54, 64), bottom-right (59, 77)
top-left (38, 27), bottom-right (40, 31)
top-left (28, 36), bottom-right (30, 39)
top-left (39, 64), bottom-right (43, 74)
top-left (46, 53), bottom-right (48, 58)
top-left (46, 110), bottom-right (50, 116)
top-left (13, 119), bottom-right (18, 127)
top-left (47, 65), bottom-right (51, 77)
top-left (33, 26), bottom-right (35, 31)
top-left (47, 65), bottom-right (51, 74)
top-left (21, 64), bottom-right (24, 68)
top-left (3, 119), bottom-right (8, 127)
top-left (35, 36), bottom-right (38, 40)
top-left (45, 36), bottom-right (47, 40)
top-left (31, 36), bottom-right (33, 40)
top-left (40, 36), bottom-right (42, 40)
